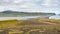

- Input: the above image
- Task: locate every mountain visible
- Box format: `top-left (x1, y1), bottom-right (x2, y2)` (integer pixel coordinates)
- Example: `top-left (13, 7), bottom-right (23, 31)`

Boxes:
top-left (2, 10), bottom-right (19, 13)
top-left (2, 10), bottom-right (28, 14)
top-left (0, 10), bottom-right (56, 17)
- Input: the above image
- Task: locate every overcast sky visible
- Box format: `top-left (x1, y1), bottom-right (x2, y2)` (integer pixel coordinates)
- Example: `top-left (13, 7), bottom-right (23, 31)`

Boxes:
top-left (0, 0), bottom-right (60, 14)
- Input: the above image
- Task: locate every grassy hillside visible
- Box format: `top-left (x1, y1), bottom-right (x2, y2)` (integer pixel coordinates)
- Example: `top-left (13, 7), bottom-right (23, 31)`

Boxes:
top-left (0, 18), bottom-right (60, 29)
top-left (0, 20), bottom-right (21, 29)
top-left (16, 18), bottom-right (60, 34)
top-left (0, 18), bottom-right (60, 34)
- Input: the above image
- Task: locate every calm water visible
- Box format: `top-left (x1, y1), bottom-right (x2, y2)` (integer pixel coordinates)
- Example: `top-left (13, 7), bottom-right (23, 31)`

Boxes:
top-left (0, 16), bottom-right (49, 21)
top-left (0, 16), bottom-right (40, 21)
top-left (49, 15), bottom-right (60, 20)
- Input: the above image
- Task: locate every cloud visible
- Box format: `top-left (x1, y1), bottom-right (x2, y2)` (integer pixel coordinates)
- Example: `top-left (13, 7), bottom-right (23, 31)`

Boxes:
top-left (0, 0), bottom-right (59, 13)
top-left (41, 0), bottom-right (51, 6)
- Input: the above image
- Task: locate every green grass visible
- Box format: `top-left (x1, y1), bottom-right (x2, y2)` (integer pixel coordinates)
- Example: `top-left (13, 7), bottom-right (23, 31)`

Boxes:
top-left (0, 20), bottom-right (21, 29)
top-left (0, 18), bottom-right (60, 34)
top-left (0, 18), bottom-right (60, 28)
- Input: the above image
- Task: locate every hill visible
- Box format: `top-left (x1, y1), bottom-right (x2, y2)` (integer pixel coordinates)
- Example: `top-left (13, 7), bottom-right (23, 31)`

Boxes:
top-left (0, 10), bottom-right (56, 17)
top-left (0, 18), bottom-right (60, 34)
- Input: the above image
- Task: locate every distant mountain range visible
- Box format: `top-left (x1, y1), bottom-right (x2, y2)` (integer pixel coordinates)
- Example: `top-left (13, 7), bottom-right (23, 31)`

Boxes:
top-left (0, 10), bottom-right (56, 17)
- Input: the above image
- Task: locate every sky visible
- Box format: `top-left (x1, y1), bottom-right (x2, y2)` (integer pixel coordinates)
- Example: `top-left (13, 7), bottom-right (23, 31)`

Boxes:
top-left (0, 0), bottom-right (60, 14)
